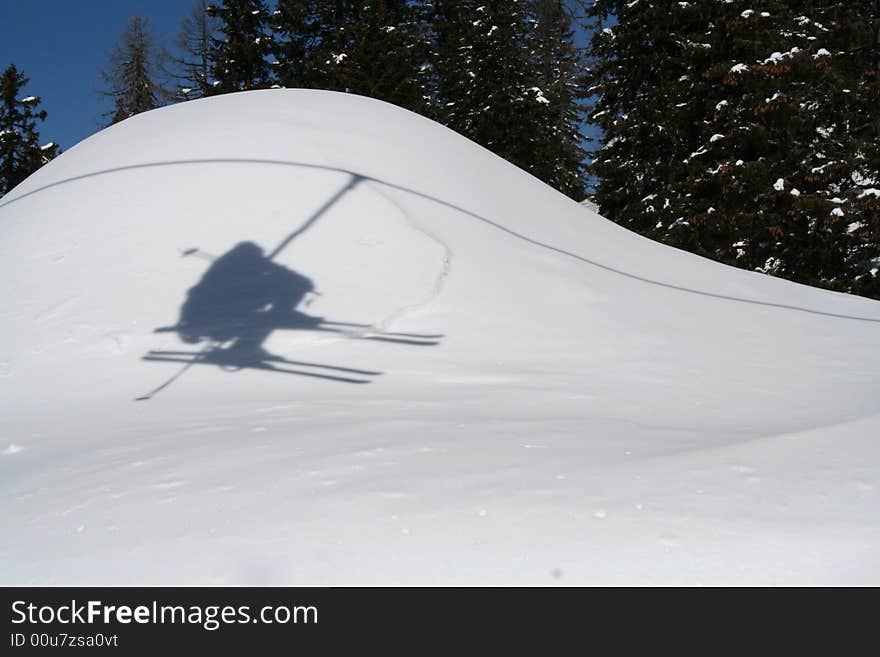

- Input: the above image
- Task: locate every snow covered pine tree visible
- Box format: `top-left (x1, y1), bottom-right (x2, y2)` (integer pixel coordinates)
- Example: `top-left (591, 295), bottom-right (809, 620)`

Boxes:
top-left (0, 64), bottom-right (58, 196)
top-left (585, 0), bottom-right (880, 299)
top-left (272, 0), bottom-right (430, 116)
top-left (100, 16), bottom-right (169, 125)
top-left (208, 0), bottom-right (275, 93)
top-left (432, 0), bottom-right (585, 198)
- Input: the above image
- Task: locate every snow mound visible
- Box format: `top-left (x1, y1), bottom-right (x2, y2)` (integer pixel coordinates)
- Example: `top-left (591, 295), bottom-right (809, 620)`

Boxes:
top-left (2, 90), bottom-right (879, 585)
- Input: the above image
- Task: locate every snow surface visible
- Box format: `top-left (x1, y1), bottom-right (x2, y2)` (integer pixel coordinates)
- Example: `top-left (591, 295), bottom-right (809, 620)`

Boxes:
top-left (2, 89), bottom-right (880, 585)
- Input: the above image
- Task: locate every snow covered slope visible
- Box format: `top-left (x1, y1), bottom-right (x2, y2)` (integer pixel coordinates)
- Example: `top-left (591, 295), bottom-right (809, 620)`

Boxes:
top-left (2, 90), bottom-right (879, 585)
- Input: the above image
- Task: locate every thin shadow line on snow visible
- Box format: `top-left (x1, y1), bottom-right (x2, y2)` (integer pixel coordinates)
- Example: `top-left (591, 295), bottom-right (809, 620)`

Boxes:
top-left (3, 157), bottom-right (880, 324)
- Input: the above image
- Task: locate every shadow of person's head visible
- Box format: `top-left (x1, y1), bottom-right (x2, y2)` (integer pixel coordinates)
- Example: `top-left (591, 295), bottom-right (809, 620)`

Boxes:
top-left (177, 241), bottom-right (317, 346)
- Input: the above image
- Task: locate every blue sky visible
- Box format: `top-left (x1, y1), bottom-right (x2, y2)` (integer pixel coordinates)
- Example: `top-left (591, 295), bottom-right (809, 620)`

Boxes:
top-left (0, 0), bottom-right (187, 150)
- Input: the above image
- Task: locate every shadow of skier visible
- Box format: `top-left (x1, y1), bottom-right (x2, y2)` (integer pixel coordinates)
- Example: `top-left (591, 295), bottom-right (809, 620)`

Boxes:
top-left (138, 241), bottom-right (442, 399)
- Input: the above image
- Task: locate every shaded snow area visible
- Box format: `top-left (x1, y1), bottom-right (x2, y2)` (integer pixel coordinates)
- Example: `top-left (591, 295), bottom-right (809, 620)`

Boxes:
top-left (2, 90), bottom-right (879, 585)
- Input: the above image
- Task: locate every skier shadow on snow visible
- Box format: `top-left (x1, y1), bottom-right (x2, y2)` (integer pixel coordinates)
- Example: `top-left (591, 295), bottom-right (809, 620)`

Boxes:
top-left (138, 240), bottom-right (442, 399)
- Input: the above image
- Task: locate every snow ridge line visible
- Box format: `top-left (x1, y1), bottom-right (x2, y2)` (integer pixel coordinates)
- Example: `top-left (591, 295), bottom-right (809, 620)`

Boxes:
top-left (3, 158), bottom-right (879, 323)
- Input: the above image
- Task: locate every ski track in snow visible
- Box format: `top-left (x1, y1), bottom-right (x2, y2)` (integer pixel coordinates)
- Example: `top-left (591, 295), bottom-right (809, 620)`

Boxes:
top-left (361, 179), bottom-right (453, 332)
top-left (302, 135), bottom-right (452, 335)
top-left (33, 296), bottom-right (79, 323)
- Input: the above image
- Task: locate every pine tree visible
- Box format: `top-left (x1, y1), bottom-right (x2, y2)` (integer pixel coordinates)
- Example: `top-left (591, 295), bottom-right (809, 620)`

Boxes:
top-left (819, 0), bottom-right (880, 299)
top-left (430, 1), bottom-right (551, 182)
top-left (525, 0), bottom-right (587, 198)
top-left (168, 0), bottom-right (220, 100)
top-left (336, 1), bottom-right (431, 114)
top-left (272, 0), bottom-right (356, 91)
top-left (269, 0), bottom-right (313, 90)
top-left (426, 0), bottom-right (587, 197)
top-left (101, 16), bottom-right (168, 125)
top-left (585, 0), bottom-right (880, 299)
top-left (272, 0), bottom-right (430, 115)
top-left (0, 64), bottom-right (59, 196)
top-left (207, 0), bottom-right (274, 93)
